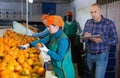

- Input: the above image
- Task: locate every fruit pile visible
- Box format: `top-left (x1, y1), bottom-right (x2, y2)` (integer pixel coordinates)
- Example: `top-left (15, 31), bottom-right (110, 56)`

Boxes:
top-left (0, 29), bottom-right (45, 78)
top-left (3, 29), bottom-right (37, 47)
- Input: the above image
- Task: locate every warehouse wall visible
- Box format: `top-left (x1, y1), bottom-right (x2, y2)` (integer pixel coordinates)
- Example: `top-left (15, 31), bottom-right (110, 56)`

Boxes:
top-left (101, 1), bottom-right (120, 78)
top-left (0, 2), bottom-right (74, 22)
top-left (101, 2), bottom-right (120, 78)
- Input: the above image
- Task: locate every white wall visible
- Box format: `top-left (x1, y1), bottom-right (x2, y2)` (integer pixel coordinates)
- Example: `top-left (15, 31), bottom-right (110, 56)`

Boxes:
top-left (76, 7), bottom-right (91, 31)
top-left (72, 0), bottom-right (96, 31)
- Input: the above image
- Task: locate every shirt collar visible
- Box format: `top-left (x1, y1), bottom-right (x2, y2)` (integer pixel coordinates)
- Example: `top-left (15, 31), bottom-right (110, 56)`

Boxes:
top-left (92, 15), bottom-right (105, 24)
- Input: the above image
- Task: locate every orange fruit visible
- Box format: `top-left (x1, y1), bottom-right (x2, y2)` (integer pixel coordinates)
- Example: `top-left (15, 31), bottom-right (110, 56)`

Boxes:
top-left (26, 59), bottom-right (33, 66)
top-left (22, 68), bottom-right (30, 76)
top-left (33, 65), bottom-right (39, 73)
top-left (37, 67), bottom-right (45, 76)
top-left (21, 62), bottom-right (29, 69)
top-left (37, 43), bottom-right (43, 47)
top-left (0, 62), bottom-right (7, 71)
top-left (7, 63), bottom-right (14, 71)
top-left (29, 53), bottom-right (35, 58)
top-left (17, 56), bottom-right (25, 64)
top-left (9, 72), bottom-right (19, 78)
top-left (14, 64), bottom-right (22, 72)
top-left (0, 69), bottom-right (11, 78)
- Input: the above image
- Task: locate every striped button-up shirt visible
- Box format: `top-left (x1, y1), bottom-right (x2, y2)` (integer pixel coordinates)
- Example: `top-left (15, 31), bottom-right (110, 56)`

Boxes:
top-left (83, 16), bottom-right (118, 53)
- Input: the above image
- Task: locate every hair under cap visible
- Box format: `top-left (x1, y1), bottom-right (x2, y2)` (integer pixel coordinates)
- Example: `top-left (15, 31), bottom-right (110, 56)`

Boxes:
top-left (46, 15), bottom-right (64, 27)
top-left (41, 14), bottom-right (49, 21)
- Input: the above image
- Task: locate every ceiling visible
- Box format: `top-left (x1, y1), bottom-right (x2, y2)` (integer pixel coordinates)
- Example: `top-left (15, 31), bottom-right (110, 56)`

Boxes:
top-left (0, 0), bottom-right (73, 3)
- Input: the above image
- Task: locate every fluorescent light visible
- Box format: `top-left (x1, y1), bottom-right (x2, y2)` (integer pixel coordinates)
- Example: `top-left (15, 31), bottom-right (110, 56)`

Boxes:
top-left (29, 0), bottom-right (33, 3)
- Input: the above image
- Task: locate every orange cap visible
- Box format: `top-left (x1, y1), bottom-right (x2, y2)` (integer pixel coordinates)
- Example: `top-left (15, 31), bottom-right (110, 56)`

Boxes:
top-left (46, 15), bottom-right (64, 27)
top-left (41, 14), bottom-right (49, 21)
top-left (66, 11), bottom-right (72, 16)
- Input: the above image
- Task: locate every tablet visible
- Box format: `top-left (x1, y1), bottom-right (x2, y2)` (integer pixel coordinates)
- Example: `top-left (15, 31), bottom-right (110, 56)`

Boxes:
top-left (81, 35), bottom-right (101, 40)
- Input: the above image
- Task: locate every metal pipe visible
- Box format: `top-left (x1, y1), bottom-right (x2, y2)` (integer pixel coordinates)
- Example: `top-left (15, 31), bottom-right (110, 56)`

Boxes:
top-left (26, 0), bottom-right (28, 34)
top-left (21, 1), bottom-right (24, 20)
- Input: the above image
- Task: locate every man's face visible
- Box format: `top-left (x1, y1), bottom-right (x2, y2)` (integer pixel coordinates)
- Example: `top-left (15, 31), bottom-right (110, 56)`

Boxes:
top-left (90, 5), bottom-right (102, 22)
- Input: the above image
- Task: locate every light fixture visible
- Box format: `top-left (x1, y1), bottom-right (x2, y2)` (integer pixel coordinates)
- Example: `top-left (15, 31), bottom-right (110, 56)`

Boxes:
top-left (29, 0), bottom-right (33, 3)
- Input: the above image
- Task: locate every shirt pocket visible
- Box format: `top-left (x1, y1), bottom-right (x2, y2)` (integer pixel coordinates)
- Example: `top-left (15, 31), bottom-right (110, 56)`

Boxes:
top-left (100, 25), bottom-right (109, 37)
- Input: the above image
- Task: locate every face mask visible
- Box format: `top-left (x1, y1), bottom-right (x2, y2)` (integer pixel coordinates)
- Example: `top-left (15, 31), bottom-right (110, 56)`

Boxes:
top-left (66, 21), bottom-right (72, 25)
top-left (67, 16), bottom-right (72, 22)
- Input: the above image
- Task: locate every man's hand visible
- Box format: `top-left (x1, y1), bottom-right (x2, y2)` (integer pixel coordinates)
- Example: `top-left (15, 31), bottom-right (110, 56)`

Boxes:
top-left (90, 38), bottom-right (102, 43)
top-left (84, 32), bottom-right (91, 37)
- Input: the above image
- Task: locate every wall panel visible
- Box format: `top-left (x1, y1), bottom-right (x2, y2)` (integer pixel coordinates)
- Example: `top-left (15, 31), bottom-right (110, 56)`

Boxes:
top-left (101, 1), bottom-right (120, 78)
top-left (0, 1), bottom-right (72, 22)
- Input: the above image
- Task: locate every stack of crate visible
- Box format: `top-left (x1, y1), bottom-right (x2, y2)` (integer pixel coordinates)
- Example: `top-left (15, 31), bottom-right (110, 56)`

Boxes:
top-left (105, 45), bottom-right (116, 78)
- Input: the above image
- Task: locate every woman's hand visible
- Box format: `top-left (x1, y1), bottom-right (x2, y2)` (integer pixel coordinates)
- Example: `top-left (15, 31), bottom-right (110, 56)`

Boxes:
top-left (37, 43), bottom-right (49, 53)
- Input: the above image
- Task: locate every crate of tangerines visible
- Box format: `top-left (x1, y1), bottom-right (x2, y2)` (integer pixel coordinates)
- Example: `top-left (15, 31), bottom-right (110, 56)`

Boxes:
top-left (0, 29), bottom-right (46, 78)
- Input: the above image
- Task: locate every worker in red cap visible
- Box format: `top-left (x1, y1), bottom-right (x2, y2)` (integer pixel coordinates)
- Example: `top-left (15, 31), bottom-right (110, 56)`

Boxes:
top-left (19, 15), bottom-right (75, 78)
top-left (63, 11), bottom-right (72, 22)
top-left (27, 14), bottom-right (50, 38)
top-left (64, 11), bottom-right (84, 78)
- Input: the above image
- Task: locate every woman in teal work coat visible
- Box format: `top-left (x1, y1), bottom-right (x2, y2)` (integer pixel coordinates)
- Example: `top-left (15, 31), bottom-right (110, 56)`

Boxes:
top-left (20, 15), bottom-right (75, 78)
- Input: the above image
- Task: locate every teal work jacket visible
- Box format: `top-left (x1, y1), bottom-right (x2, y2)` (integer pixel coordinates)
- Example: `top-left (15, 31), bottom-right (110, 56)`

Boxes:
top-left (47, 33), bottom-right (75, 78)
top-left (64, 20), bottom-right (77, 37)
